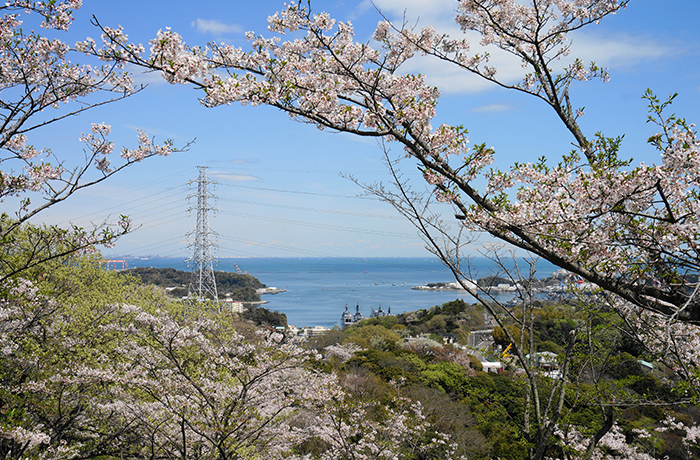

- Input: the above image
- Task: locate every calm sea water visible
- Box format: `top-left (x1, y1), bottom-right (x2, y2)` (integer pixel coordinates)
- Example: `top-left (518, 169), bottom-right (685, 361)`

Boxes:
top-left (122, 257), bottom-right (557, 328)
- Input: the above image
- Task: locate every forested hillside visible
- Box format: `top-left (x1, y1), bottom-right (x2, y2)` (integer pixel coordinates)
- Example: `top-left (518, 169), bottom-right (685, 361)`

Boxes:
top-left (318, 300), bottom-right (699, 459)
top-left (122, 266), bottom-right (265, 302)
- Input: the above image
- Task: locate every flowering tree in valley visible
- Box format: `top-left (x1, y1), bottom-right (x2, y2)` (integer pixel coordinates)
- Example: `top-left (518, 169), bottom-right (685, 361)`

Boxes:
top-left (0, 1), bottom-right (178, 282)
top-left (0, 264), bottom-right (156, 459)
top-left (110, 312), bottom-right (465, 459)
top-left (307, 392), bottom-right (463, 460)
top-left (0, 256), bottom-right (465, 459)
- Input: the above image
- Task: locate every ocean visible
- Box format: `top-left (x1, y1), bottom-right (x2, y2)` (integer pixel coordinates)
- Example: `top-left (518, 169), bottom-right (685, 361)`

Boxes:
top-left (121, 256), bottom-right (558, 328)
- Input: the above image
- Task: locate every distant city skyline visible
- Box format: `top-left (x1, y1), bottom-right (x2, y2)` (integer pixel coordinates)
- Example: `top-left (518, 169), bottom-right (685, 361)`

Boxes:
top-left (7, 0), bottom-right (699, 259)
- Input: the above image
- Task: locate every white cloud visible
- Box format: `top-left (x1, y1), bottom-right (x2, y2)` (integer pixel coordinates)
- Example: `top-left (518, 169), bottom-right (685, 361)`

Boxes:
top-left (472, 103), bottom-right (515, 113)
top-left (568, 31), bottom-right (671, 68)
top-left (362, 1), bottom-right (674, 95)
top-left (399, 30), bottom-right (674, 95)
top-left (191, 18), bottom-right (243, 36)
top-left (209, 171), bottom-right (261, 182)
top-left (365, 0), bottom-right (458, 24)
top-left (398, 50), bottom-right (523, 94)
top-left (127, 66), bottom-right (168, 86)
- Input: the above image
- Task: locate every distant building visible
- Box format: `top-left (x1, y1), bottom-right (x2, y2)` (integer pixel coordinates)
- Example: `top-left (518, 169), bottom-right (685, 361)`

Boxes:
top-left (525, 351), bottom-right (561, 379)
top-left (442, 334), bottom-right (456, 344)
top-left (220, 297), bottom-right (245, 313)
top-left (481, 361), bottom-right (504, 373)
top-left (305, 326), bottom-right (330, 337)
top-left (285, 325), bottom-right (330, 341)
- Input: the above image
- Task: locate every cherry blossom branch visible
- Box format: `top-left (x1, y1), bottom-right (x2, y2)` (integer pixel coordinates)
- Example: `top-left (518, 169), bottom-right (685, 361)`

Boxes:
top-left (0, 1), bottom-right (189, 281)
top-left (83, 0), bottom-right (700, 325)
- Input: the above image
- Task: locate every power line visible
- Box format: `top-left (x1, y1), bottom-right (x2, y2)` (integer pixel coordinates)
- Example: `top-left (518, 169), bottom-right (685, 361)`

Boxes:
top-left (115, 235), bottom-right (185, 256)
top-left (36, 170), bottom-right (191, 222)
top-left (43, 167), bottom-right (423, 258)
top-left (217, 210), bottom-right (419, 239)
top-left (217, 196), bottom-right (404, 220)
top-left (219, 182), bottom-right (379, 200)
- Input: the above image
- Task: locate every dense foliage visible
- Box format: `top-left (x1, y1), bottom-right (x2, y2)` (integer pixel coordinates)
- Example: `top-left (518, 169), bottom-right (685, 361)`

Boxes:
top-left (242, 304), bottom-right (288, 328)
top-left (323, 299), bottom-right (700, 460)
top-left (395, 299), bottom-right (485, 340)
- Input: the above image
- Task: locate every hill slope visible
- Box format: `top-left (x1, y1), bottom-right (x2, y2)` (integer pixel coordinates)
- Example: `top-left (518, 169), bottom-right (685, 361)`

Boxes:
top-left (122, 267), bottom-right (266, 302)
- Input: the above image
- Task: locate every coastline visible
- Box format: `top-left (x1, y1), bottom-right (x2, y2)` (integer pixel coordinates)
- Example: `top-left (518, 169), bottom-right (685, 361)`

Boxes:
top-left (114, 256), bottom-right (559, 328)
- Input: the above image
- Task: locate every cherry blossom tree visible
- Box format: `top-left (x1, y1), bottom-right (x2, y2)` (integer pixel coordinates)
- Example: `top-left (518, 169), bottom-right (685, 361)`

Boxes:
top-left (0, 1), bottom-right (178, 282)
top-left (0, 271), bottom-right (148, 459)
top-left (0, 257), bottom-right (465, 460)
top-left (305, 388), bottom-right (463, 460)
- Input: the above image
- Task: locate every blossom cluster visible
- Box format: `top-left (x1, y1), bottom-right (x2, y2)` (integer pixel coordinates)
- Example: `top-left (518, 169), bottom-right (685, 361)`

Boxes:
top-left (551, 423), bottom-right (655, 459)
top-left (467, 111), bottom-right (700, 310)
top-left (7, 0), bottom-right (82, 31)
top-left (552, 416), bottom-right (700, 460)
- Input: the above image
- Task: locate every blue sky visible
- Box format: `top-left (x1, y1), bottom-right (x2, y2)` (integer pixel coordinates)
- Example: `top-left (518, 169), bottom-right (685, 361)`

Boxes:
top-left (7, 0), bottom-right (700, 259)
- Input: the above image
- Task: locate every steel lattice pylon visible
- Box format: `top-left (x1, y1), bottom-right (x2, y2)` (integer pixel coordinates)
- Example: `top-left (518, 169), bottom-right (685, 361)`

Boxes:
top-left (186, 166), bottom-right (219, 302)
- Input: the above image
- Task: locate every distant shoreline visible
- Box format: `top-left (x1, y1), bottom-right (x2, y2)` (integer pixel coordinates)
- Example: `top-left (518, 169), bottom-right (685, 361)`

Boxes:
top-left (106, 257), bottom-right (560, 328)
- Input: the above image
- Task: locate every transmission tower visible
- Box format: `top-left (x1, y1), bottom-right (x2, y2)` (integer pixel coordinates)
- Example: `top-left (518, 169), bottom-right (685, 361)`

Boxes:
top-left (186, 166), bottom-right (219, 302)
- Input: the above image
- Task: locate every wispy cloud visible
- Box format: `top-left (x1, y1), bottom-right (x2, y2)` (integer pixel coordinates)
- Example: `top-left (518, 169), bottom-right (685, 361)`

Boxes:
top-left (399, 50), bottom-right (519, 94)
top-left (209, 171), bottom-right (262, 182)
top-left (402, 31), bottom-right (674, 95)
top-left (472, 103), bottom-right (515, 113)
top-left (124, 63), bottom-right (168, 86)
top-left (210, 158), bottom-right (260, 165)
top-left (363, 1), bottom-right (676, 95)
top-left (191, 18), bottom-right (243, 36)
top-left (569, 31), bottom-right (672, 68)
